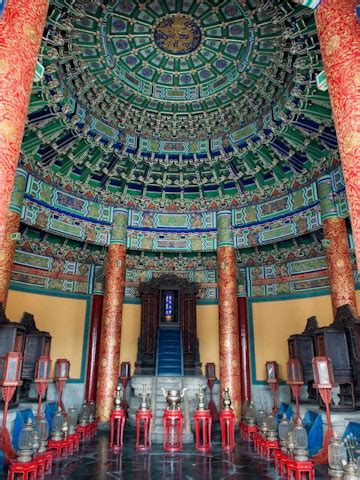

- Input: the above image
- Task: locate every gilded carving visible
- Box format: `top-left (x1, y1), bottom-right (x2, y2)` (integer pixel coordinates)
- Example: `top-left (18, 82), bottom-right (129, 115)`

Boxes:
top-left (96, 244), bottom-right (126, 422)
top-left (0, 211), bottom-right (21, 305)
top-left (0, 0), bottom-right (48, 253)
top-left (217, 245), bottom-right (242, 420)
top-left (323, 217), bottom-right (357, 315)
top-left (316, 0), bottom-right (360, 270)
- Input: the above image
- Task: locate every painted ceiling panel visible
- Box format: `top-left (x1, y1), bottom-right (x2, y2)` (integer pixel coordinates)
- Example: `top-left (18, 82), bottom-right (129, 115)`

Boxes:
top-left (21, 0), bottom-right (339, 210)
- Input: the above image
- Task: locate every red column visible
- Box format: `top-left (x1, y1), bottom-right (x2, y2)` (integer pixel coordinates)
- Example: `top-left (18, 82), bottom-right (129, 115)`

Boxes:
top-left (85, 294), bottom-right (104, 402)
top-left (96, 244), bottom-right (126, 422)
top-left (238, 297), bottom-right (251, 402)
top-left (217, 246), bottom-right (242, 421)
top-left (315, 0), bottom-right (360, 269)
top-left (0, 211), bottom-right (20, 305)
top-left (0, 0), bottom-right (48, 249)
top-left (323, 217), bottom-right (357, 315)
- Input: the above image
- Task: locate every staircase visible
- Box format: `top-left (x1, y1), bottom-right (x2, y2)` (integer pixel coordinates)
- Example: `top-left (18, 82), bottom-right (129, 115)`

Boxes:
top-left (156, 328), bottom-right (183, 376)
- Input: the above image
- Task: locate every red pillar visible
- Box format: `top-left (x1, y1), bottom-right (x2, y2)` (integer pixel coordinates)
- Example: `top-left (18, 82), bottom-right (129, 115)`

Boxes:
top-left (315, 0), bottom-right (360, 269)
top-left (96, 244), bottom-right (126, 422)
top-left (217, 246), bottom-right (242, 421)
top-left (0, 0), bottom-right (48, 249)
top-left (238, 297), bottom-right (251, 402)
top-left (85, 294), bottom-right (104, 402)
top-left (323, 217), bottom-right (357, 316)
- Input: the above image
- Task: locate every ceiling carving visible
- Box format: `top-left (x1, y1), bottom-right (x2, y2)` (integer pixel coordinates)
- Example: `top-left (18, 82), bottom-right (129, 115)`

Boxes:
top-left (21, 0), bottom-right (338, 210)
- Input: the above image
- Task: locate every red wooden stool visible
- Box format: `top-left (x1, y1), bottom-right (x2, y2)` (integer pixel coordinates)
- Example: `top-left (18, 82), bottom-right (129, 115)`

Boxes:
top-left (261, 439), bottom-right (279, 460)
top-left (135, 409), bottom-right (153, 451)
top-left (239, 422), bottom-right (246, 439)
top-left (220, 409), bottom-right (236, 451)
top-left (241, 423), bottom-right (258, 442)
top-left (194, 410), bottom-right (212, 453)
top-left (287, 459), bottom-right (315, 480)
top-left (7, 461), bottom-right (38, 480)
top-left (274, 449), bottom-right (282, 472)
top-left (274, 450), bottom-right (290, 473)
top-left (110, 409), bottom-right (126, 450)
top-left (89, 421), bottom-right (97, 437)
top-left (281, 454), bottom-right (290, 476)
top-left (47, 439), bottom-right (69, 459)
top-left (34, 458), bottom-right (45, 480)
top-left (34, 450), bottom-right (53, 476)
top-left (163, 410), bottom-right (184, 453)
top-left (68, 433), bottom-right (80, 452)
top-left (76, 424), bottom-right (92, 441)
top-left (253, 431), bottom-right (263, 452)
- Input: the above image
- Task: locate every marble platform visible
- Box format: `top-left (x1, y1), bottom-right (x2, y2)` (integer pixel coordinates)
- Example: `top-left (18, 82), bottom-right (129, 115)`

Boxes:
top-left (0, 426), bottom-right (330, 480)
top-left (128, 375), bottom-right (220, 443)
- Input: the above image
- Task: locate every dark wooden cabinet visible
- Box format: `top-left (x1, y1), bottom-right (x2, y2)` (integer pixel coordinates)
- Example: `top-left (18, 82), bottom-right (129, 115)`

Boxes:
top-left (288, 316), bottom-right (318, 402)
top-left (288, 334), bottom-right (315, 383)
top-left (0, 303), bottom-right (25, 356)
top-left (314, 328), bottom-right (352, 382)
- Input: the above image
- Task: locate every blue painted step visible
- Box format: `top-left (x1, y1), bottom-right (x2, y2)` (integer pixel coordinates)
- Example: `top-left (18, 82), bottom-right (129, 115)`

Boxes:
top-left (157, 328), bottom-right (182, 376)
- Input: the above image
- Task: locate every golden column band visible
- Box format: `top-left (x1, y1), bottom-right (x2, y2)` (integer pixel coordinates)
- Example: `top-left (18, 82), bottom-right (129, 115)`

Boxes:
top-left (0, 0), bottom-right (48, 250)
top-left (217, 211), bottom-right (242, 420)
top-left (96, 209), bottom-right (128, 422)
top-left (315, 0), bottom-right (360, 269)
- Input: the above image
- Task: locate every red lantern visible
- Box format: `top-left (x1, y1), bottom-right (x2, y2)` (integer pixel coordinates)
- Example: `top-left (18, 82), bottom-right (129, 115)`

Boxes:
top-left (54, 358), bottom-right (70, 410)
top-left (34, 356), bottom-right (52, 419)
top-left (265, 361), bottom-right (280, 413)
top-left (287, 359), bottom-right (304, 422)
top-left (0, 352), bottom-right (23, 460)
top-left (311, 357), bottom-right (334, 464)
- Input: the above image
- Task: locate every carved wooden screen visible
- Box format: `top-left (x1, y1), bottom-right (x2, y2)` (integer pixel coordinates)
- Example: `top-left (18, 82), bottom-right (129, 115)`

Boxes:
top-left (181, 292), bottom-right (196, 354)
top-left (140, 292), bottom-right (158, 355)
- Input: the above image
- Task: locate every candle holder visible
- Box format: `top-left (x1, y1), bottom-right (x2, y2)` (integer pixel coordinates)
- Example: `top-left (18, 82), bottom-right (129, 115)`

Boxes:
top-left (34, 356), bottom-right (52, 419)
top-left (266, 361), bottom-right (280, 414)
top-left (193, 384), bottom-right (212, 453)
top-left (205, 362), bottom-right (219, 421)
top-left (287, 359), bottom-right (304, 423)
top-left (0, 352), bottom-right (23, 460)
top-left (110, 386), bottom-right (126, 450)
top-left (54, 358), bottom-right (70, 410)
top-left (135, 385), bottom-right (153, 451)
top-left (120, 362), bottom-right (131, 410)
top-left (311, 356), bottom-right (335, 464)
top-left (220, 387), bottom-right (236, 451)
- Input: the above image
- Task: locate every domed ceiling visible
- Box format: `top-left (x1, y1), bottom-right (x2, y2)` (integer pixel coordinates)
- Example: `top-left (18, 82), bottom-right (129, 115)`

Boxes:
top-left (22, 0), bottom-right (339, 210)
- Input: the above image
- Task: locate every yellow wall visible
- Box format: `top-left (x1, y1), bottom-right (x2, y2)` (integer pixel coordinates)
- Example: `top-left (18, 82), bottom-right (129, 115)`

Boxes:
top-left (251, 294), bottom-right (334, 381)
top-left (6, 290), bottom-right (87, 379)
top-left (119, 303), bottom-right (141, 370)
top-left (197, 304), bottom-right (220, 376)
